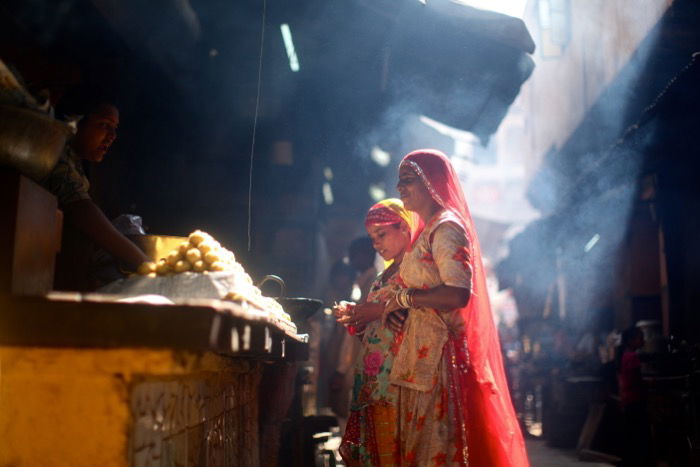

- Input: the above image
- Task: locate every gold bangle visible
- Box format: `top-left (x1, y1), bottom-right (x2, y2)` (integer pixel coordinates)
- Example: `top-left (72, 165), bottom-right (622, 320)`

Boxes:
top-left (396, 289), bottom-right (409, 308)
top-left (408, 288), bottom-right (416, 308)
top-left (397, 289), bottom-right (405, 308)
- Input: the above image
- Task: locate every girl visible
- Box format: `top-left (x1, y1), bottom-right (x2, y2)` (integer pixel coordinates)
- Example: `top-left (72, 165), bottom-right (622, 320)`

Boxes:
top-left (337, 198), bottom-right (417, 466)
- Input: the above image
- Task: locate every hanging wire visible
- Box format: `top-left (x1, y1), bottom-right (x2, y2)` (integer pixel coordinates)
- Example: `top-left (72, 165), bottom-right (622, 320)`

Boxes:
top-left (248, 0), bottom-right (267, 251)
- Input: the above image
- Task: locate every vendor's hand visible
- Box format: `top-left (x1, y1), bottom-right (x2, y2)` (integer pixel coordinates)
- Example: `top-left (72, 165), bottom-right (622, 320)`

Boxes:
top-left (337, 302), bottom-right (384, 327)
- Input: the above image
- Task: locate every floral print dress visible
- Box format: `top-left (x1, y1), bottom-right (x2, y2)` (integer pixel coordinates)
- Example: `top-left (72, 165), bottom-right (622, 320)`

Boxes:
top-left (391, 209), bottom-right (472, 466)
top-left (340, 265), bottom-right (405, 466)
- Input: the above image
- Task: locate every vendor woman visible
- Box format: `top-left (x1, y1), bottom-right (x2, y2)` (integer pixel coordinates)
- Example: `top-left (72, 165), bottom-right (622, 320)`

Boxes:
top-left (42, 95), bottom-right (148, 286)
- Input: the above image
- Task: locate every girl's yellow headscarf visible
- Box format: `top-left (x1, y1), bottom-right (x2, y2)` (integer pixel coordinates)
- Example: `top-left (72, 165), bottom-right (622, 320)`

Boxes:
top-left (364, 198), bottom-right (420, 253)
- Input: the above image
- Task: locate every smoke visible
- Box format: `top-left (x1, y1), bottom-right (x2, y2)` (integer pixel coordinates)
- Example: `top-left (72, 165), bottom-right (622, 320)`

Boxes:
top-left (504, 0), bottom-right (674, 331)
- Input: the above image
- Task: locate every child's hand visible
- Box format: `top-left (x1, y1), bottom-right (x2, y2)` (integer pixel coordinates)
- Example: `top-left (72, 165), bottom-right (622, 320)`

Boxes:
top-left (337, 302), bottom-right (383, 327)
top-left (332, 300), bottom-right (356, 319)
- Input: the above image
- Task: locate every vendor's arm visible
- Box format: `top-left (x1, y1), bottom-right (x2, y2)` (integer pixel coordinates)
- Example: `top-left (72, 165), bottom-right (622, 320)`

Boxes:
top-left (63, 199), bottom-right (148, 269)
top-left (43, 148), bottom-right (148, 270)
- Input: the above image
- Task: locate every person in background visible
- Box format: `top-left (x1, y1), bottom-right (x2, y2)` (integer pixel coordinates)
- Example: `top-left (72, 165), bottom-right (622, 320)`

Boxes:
top-left (316, 260), bottom-right (357, 412)
top-left (336, 198), bottom-right (417, 465)
top-left (42, 93), bottom-right (148, 287)
top-left (617, 326), bottom-right (652, 466)
top-left (384, 149), bottom-right (528, 466)
top-left (330, 236), bottom-right (380, 421)
top-left (348, 236), bottom-right (378, 300)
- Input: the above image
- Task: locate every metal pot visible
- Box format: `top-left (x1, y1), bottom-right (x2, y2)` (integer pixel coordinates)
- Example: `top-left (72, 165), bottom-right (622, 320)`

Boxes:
top-left (0, 105), bottom-right (71, 181)
top-left (258, 275), bottom-right (323, 322)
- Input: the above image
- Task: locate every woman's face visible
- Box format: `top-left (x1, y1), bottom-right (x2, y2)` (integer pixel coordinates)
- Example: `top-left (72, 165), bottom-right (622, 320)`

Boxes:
top-left (366, 223), bottom-right (409, 262)
top-left (397, 165), bottom-right (433, 212)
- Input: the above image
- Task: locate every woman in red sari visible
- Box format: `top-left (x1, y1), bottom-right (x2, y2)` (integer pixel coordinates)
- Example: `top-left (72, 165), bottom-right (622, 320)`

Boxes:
top-left (384, 149), bottom-right (528, 466)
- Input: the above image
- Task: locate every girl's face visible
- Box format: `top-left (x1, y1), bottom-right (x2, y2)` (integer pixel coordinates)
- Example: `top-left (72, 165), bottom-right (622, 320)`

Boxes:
top-left (366, 222), bottom-right (410, 262)
top-left (397, 165), bottom-right (433, 212)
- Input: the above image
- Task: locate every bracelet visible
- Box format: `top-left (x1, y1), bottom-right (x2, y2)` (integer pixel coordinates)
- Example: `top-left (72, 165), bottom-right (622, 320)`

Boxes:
top-left (394, 289), bottom-right (405, 308)
top-left (395, 288), bottom-right (415, 309)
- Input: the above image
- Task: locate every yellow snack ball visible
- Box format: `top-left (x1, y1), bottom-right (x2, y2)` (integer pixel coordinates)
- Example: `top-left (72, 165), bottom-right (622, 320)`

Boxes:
top-left (174, 259), bottom-right (191, 273)
top-left (186, 248), bottom-right (202, 263)
top-left (203, 251), bottom-right (221, 264)
top-left (188, 230), bottom-right (209, 246)
top-left (178, 243), bottom-right (190, 255)
top-left (224, 291), bottom-right (243, 301)
top-left (155, 262), bottom-right (170, 275)
top-left (208, 261), bottom-right (226, 272)
top-left (198, 241), bottom-right (215, 255)
top-left (192, 260), bottom-right (206, 272)
top-left (137, 262), bottom-right (157, 275)
top-left (166, 250), bottom-right (181, 266)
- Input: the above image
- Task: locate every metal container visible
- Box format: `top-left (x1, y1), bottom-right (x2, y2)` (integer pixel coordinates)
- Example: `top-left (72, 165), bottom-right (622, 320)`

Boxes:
top-left (130, 235), bottom-right (188, 262)
top-left (258, 275), bottom-right (323, 322)
top-left (0, 105), bottom-right (71, 181)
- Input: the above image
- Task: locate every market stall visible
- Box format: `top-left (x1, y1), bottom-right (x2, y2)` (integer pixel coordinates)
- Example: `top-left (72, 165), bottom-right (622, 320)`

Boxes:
top-left (0, 165), bottom-right (313, 467)
top-left (0, 292), bottom-right (308, 466)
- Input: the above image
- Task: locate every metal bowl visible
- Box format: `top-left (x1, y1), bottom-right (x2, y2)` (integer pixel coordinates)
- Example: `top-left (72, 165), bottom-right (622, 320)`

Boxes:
top-left (276, 297), bottom-right (324, 322)
top-left (130, 235), bottom-right (188, 262)
top-left (0, 105), bottom-right (71, 181)
top-left (257, 275), bottom-right (323, 321)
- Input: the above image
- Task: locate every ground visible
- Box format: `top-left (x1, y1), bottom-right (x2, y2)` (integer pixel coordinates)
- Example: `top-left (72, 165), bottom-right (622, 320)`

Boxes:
top-left (526, 439), bottom-right (614, 467)
top-left (323, 434), bottom-right (615, 466)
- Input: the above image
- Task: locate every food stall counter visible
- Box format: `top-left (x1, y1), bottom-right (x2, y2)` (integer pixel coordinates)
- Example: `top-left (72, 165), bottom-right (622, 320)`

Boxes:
top-left (0, 293), bottom-right (309, 466)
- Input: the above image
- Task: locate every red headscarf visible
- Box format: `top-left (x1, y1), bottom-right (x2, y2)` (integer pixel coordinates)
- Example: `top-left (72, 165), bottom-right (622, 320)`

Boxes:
top-left (364, 198), bottom-right (421, 244)
top-left (400, 149), bottom-right (528, 467)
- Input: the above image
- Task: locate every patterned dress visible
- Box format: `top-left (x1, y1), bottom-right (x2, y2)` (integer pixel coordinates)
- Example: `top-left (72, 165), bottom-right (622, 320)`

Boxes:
top-left (391, 209), bottom-right (472, 466)
top-left (41, 146), bottom-right (91, 206)
top-left (340, 265), bottom-right (405, 466)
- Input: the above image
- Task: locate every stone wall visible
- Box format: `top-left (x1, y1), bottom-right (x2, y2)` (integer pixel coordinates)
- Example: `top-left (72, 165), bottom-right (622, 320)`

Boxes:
top-left (0, 347), bottom-right (264, 466)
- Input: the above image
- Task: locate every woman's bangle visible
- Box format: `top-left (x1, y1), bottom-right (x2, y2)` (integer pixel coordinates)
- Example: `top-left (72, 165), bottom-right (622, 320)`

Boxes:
top-left (395, 289), bottom-right (405, 308)
top-left (408, 288), bottom-right (416, 308)
top-left (395, 288), bottom-right (415, 309)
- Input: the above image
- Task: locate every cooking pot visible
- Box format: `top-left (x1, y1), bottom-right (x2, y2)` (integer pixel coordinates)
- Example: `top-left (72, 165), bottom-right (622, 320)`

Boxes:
top-left (258, 275), bottom-right (323, 322)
